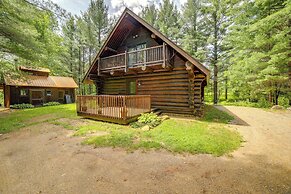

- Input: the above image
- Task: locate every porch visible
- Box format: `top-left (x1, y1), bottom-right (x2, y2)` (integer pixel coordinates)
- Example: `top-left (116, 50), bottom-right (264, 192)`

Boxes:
top-left (76, 95), bottom-right (151, 124)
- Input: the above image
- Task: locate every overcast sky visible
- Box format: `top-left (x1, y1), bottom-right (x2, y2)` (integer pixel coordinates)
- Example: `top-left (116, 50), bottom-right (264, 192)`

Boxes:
top-left (50, 0), bottom-right (187, 16)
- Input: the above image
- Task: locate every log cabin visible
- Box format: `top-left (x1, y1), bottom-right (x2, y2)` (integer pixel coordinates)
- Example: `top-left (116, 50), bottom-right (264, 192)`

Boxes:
top-left (2, 66), bottom-right (78, 108)
top-left (78, 8), bottom-right (210, 124)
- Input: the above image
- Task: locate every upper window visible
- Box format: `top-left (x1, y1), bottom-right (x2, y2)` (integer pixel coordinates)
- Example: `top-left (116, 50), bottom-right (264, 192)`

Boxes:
top-left (20, 89), bottom-right (28, 96)
top-left (128, 43), bottom-right (146, 66)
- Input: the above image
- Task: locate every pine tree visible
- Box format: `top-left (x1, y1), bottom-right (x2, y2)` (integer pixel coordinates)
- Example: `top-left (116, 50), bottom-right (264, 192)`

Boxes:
top-left (140, 3), bottom-right (158, 27)
top-left (157, 0), bottom-right (182, 43)
top-left (182, 0), bottom-right (207, 61)
top-left (227, 0), bottom-right (290, 105)
top-left (201, 0), bottom-right (230, 104)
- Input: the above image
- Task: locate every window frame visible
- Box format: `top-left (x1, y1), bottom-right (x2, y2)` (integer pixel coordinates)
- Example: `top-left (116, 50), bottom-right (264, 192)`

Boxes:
top-left (20, 89), bottom-right (28, 97)
top-left (46, 90), bottom-right (52, 97)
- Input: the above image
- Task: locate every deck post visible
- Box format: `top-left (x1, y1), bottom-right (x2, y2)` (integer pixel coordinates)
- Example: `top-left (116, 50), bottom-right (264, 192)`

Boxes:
top-left (162, 42), bottom-right (166, 68)
top-left (125, 51), bottom-right (128, 73)
top-left (4, 85), bottom-right (10, 108)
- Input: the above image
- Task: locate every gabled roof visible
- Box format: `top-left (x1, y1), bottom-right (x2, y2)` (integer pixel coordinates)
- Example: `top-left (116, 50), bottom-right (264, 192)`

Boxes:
top-left (83, 8), bottom-right (210, 82)
top-left (4, 75), bottom-right (78, 88)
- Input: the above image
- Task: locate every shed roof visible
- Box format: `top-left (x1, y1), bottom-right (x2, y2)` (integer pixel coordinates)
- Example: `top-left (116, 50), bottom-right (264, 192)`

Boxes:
top-left (4, 75), bottom-right (78, 88)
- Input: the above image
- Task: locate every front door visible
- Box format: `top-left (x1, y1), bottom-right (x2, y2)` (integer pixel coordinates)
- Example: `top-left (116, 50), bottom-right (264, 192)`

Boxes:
top-left (30, 89), bottom-right (44, 105)
top-left (127, 79), bottom-right (137, 95)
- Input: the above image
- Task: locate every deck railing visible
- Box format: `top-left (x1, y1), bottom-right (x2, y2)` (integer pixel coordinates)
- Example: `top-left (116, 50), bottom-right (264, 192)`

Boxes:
top-left (99, 44), bottom-right (171, 72)
top-left (76, 95), bottom-right (151, 123)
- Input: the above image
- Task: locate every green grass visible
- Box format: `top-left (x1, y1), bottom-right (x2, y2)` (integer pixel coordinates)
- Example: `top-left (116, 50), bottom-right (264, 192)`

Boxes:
top-left (78, 106), bottom-right (241, 156)
top-left (201, 105), bottom-right (234, 123)
top-left (0, 103), bottom-right (242, 156)
top-left (0, 104), bottom-right (77, 133)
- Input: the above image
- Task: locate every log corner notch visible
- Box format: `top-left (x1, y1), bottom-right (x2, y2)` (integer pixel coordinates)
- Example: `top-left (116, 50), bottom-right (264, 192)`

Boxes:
top-left (185, 61), bottom-right (205, 116)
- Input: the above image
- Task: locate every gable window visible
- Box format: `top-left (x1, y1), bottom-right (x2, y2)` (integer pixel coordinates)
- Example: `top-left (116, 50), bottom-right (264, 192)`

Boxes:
top-left (128, 43), bottom-right (146, 67)
top-left (20, 89), bottom-right (28, 96)
top-left (46, 90), bottom-right (52, 96)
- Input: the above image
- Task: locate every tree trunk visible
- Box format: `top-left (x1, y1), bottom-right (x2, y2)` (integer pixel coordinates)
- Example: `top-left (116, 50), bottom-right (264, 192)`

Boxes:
top-left (78, 46), bottom-right (81, 95)
top-left (213, 10), bottom-right (218, 105)
top-left (225, 76), bottom-right (228, 100)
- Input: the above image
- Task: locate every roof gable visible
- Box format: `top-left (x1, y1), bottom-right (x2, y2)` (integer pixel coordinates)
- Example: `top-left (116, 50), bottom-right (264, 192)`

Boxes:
top-left (84, 8), bottom-right (210, 82)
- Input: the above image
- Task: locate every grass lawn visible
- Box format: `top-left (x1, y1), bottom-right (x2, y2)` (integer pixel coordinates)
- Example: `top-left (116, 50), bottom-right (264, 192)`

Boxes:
top-left (0, 104), bottom-right (77, 133)
top-left (0, 104), bottom-right (242, 156)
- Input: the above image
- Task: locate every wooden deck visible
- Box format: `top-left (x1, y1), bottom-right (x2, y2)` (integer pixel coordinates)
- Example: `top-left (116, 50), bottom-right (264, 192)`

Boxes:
top-left (76, 95), bottom-right (151, 124)
top-left (97, 43), bottom-right (173, 76)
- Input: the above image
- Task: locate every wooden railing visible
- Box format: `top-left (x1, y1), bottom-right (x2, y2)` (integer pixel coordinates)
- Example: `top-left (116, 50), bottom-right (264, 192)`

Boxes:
top-left (99, 43), bottom-right (171, 72)
top-left (76, 95), bottom-right (151, 122)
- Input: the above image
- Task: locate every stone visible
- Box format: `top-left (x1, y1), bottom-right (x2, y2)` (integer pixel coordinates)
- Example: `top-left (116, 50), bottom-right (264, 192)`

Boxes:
top-left (161, 115), bottom-right (170, 121)
top-left (141, 125), bottom-right (150, 131)
top-left (287, 107), bottom-right (291, 111)
top-left (271, 105), bottom-right (284, 110)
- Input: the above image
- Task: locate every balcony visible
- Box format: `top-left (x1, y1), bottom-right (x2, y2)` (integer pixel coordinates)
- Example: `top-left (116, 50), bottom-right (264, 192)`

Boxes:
top-left (76, 95), bottom-right (151, 124)
top-left (97, 43), bottom-right (173, 75)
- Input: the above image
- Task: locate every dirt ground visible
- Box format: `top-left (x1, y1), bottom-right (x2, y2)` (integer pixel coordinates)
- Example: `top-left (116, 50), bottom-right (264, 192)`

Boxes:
top-left (0, 106), bottom-right (291, 194)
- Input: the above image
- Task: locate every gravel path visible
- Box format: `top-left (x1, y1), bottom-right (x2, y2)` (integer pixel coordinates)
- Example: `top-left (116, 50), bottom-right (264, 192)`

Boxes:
top-left (0, 106), bottom-right (291, 194)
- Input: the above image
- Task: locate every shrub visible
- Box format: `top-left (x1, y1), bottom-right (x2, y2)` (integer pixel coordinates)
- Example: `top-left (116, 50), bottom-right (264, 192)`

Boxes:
top-left (278, 96), bottom-right (289, 108)
top-left (138, 112), bottom-right (162, 128)
top-left (130, 113), bottom-right (162, 129)
top-left (10, 103), bottom-right (34, 109)
top-left (43, 102), bottom-right (61, 106)
top-left (257, 97), bottom-right (272, 108)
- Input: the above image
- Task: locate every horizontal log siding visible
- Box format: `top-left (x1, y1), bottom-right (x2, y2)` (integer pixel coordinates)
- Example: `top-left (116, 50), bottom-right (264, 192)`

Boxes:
top-left (101, 56), bottom-right (195, 114)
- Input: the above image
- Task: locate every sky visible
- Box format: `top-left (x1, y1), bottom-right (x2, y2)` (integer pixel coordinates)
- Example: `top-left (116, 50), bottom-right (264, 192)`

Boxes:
top-left (50, 0), bottom-right (187, 16)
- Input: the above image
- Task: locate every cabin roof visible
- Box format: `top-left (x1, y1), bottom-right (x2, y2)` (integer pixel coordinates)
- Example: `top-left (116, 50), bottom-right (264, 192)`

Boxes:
top-left (19, 66), bottom-right (51, 73)
top-left (83, 8), bottom-right (210, 82)
top-left (4, 75), bottom-right (78, 88)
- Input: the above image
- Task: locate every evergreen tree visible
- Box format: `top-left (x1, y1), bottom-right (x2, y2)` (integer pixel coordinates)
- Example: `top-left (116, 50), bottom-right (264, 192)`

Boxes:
top-left (227, 0), bottom-right (290, 105)
top-left (140, 3), bottom-right (158, 28)
top-left (157, 0), bottom-right (182, 43)
top-left (201, 0), bottom-right (230, 104)
top-left (182, 0), bottom-right (207, 61)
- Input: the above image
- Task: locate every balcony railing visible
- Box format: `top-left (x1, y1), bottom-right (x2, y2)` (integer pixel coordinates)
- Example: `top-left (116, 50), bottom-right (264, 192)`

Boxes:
top-left (98, 43), bottom-right (172, 74)
top-left (76, 95), bottom-right (151, 124)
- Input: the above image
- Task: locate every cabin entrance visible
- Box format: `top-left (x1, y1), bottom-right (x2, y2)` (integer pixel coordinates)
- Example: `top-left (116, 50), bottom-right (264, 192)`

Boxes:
top-left (126, 79), bottom-right (137, 95)
top-left (30, 89), bottom-right (44, 105)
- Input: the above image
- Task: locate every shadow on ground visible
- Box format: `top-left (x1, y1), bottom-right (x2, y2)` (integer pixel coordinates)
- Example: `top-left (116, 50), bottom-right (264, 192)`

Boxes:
top-left (214, 105), bottom-right (250, 126)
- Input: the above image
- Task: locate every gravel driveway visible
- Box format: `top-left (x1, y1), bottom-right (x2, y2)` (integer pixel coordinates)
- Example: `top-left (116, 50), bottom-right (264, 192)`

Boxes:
top-left (0, 106), bottom-right (291, 194)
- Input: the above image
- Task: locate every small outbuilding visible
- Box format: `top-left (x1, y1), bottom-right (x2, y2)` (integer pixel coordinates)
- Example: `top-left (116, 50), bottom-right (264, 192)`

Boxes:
top-left (1, 66), bottom-right (78, 108)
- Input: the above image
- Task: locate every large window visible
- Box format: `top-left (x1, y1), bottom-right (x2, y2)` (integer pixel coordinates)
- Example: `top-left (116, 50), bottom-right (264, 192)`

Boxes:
top-left (128, 43), bottom-right (146, 67)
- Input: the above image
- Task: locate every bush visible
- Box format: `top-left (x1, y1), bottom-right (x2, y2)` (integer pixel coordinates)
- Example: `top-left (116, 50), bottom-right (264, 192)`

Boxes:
top-left (130, 112), bottom-right (162, 129)
top-left (43, 102), bottom-right (61, 106)
top-left (257, 97), bottom-right (272, 108)
top-left (10, 103), bottom-right (34, 109)
top-left (278, 96), bottom-right (289, 108)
